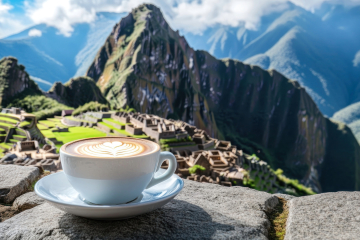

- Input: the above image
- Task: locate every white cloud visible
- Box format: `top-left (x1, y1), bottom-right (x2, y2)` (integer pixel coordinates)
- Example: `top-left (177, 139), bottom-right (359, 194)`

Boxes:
top-left (28, 28), bottom-right (42, 37)
top-left (0, 0), bottom-right (28, 38)
top-left (3, 0), bottom-right (357, 38)
top-left (291, 0), bottom-right (360, 12)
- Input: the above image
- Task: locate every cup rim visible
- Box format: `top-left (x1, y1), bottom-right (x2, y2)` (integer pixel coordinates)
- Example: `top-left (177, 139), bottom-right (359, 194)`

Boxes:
top-left (60, 136), bottom-right (160, 159)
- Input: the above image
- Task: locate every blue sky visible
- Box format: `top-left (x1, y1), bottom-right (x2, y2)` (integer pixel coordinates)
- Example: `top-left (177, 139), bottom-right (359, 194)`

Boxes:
top-left (1, 0), bottom-right (359, 38)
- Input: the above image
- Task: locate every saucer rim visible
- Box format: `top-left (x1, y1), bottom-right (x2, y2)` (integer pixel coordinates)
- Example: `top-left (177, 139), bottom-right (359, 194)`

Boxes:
top-left (35, 171), bottom-right (184, 209)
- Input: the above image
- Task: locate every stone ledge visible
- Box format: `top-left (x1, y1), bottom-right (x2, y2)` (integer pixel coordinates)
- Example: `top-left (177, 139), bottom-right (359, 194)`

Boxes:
top-left (13, 192), bottom-right (45, 212)
top-left (285, 191), bottom-right (360, 240)
top-left (0, 180), bottom-right (279, 239)
top-left (0, 165), bottom-right (40, 203)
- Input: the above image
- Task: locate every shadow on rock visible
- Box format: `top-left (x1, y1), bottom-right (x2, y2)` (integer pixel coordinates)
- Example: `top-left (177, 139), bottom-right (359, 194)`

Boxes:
top-left (58, 199), bottom-right (235, 239)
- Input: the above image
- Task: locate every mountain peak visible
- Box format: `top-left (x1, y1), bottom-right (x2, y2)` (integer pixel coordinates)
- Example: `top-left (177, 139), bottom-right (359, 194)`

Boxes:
top-left (85, 4), bottom-right (360, 192)
top-left (47, 76), bottom-right (107, 108)
top-left (0, 56), bottom-right (41, 106)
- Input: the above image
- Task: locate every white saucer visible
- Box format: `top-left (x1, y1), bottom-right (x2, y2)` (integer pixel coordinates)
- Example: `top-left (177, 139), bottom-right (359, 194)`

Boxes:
top-left (34, 169), bottom-right (184, 220)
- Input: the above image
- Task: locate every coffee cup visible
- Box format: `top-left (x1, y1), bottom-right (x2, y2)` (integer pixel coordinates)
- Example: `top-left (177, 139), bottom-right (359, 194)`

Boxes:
top-left (60, 137), bottom-right (177, 205)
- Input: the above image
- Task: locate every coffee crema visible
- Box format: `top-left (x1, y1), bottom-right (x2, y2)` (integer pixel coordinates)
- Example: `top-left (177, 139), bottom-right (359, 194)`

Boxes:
top-left (64, 138), bottom-right (156, 158)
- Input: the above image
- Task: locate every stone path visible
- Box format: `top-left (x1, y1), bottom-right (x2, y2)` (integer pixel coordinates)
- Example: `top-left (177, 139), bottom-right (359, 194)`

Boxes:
top-left (0, 165), bottom-right (40, 203)
top-left (285, 192), bottom-right (360, 240)
top-left (0, 180), bottom-right (278, 239)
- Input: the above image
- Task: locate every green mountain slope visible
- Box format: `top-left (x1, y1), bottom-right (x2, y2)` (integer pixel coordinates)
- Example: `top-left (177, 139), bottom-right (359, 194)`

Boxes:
top-left (47, 77), bottom-right (107, 108)
top-left (86, 4), bottom-right (360, 192)
top-left (0, 56), bottom-right (71, 120)
top-left (0, 57), bottom-right (41, 106)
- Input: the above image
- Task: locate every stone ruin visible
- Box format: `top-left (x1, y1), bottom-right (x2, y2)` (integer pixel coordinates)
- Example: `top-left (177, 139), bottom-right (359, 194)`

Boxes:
top-left (69, 111), bottom-right (279, 191)
top-left (1, 110), bottom-right (280, 192)
top-left (1, 107), bottom-right (21, 115)
top-left (0, 140), bottom-right (60, 172)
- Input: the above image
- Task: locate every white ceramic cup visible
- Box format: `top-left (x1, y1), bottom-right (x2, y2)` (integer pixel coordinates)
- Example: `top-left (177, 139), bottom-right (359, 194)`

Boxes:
top-left (60, 137), bottom-right (177, 205)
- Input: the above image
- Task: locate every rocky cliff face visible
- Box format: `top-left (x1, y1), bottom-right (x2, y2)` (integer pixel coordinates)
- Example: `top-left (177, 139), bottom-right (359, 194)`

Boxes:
top-left (0, 57), bottom-right (42, 106)
top-left (47, 77), bottom-right (107, 108)
top-left (86, 4), bottom-right (360, 192)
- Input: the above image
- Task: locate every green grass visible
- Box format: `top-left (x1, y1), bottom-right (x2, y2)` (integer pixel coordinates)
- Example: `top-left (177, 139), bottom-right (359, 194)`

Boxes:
top-left (40, 129), bottom-right (56, 138)
top-left (189, 165), bottom-right (206, 174)
top-left (39, 120), bottom-right (57, 128)
top-left (72, 101), bottom-right (108, 116)
top-left (0, 122), bottom-right (14, 127)
top-left (6, 94), bottom-right (72, 120)
top-left (40, 126), bottom-right (107, 153)
top-left (37, 125), bottom-right (49, 130)
top-left (159, 136), bottom-right (192, 144)
top-left (19, 121), bottom-right (30, 127)
top-left (98, 122), bottom-right (148, 138)
top-left (51, 127), bottom-right (106, 144)
top-left (266, 198), bottom-right (289, 240)
top-left (12, 134), bottom-right (26, 138)
top-left (39, 119), bottom-right (68, 129)
top-left (55, 144), bottom-right (62, 153)
top-left (103, 118), bottom-right (126, 126)
top-left (273, 169), bottom-right (316, 196)
top-left (0, 143), bottom-right (11, 149)
top-left (0, 117), bottom-right (18, 124)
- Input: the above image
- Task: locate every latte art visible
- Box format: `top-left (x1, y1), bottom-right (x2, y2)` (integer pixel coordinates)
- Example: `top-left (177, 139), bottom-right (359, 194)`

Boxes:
top-left (75, 141), bottom-right (145, 158)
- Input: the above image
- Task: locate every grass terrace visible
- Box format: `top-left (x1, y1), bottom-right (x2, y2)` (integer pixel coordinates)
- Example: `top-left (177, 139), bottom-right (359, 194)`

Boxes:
top-left (98, 122), bottom-right (148, 139)
top-left (0, 116), bottom-right (18, 124)
top-left (102, 118), bottom-right (127, 126)
top-left (0, 142), bottom-right (11, 149)
top-left (38, 119), bottom-right (68, 129)
top-left (19, 121), bottom-right (30, 127)
top-left (41, 127), bottom-right (106, 143)
top-left (0, 122), bottom-right (15, 128)
top-left (40, 126), bottom-right (107, 153)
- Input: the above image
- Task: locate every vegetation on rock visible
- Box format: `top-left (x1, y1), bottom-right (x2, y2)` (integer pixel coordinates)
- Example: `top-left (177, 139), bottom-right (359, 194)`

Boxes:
top-left (189, 165), bottom-right (206, 175)
top-left (72, 101), bottom-right (109, 116)
top-left (47, 77), bottom-right (107, 108)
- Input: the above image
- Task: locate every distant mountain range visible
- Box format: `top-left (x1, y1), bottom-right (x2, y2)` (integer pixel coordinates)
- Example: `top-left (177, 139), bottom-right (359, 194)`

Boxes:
top-left (187, 3), bottom-right (360, 117)
top-left (1, 2), bottom-right (359, 139)
top-left (0, 12), bottom-right (125, 90)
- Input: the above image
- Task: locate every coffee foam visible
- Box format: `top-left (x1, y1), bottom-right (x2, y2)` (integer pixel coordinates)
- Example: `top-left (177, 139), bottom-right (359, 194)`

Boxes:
top-left (64, 138), bottom-right (156, 158)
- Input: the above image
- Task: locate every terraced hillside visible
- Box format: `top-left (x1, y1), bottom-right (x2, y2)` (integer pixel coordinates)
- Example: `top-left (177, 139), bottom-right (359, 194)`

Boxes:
top-left (61, 110), bottom-right (316, 196)
top-left (0, 113), bottom-right (33, 157)
top-left (86, 4), bottom-right (360, 192)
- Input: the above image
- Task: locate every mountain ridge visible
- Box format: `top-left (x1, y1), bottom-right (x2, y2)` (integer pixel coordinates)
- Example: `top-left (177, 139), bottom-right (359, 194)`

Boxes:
top-left (85, 3), bottom-right (360, 192)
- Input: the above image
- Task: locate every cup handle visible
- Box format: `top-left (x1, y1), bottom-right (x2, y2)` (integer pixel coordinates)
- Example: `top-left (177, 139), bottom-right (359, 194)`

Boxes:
top-left (146, 151), bottom-right (177, 189)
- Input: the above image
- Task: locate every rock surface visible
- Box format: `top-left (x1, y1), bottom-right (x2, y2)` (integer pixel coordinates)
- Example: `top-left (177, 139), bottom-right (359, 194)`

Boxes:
top-left (0, 180), bottom-right (278, 239)
top-left (273, 193), bottom-right (297, 201)
top-left (13, 192), bottom-right (45, 211)
top-left (285, 191), bottom-right (360, 240)
top-left (0, 165), bottom-right (40, 203)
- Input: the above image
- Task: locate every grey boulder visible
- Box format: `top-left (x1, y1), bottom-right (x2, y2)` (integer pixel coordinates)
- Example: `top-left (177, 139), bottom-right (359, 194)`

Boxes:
top-left (285, 191), bottom-right (360, 240)
top-left (0, 180), bottom-right (279, 239)
top-left (0, 165), bottom-right (40, 203)
top-left (13, 192), bottom-right (45, 211)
